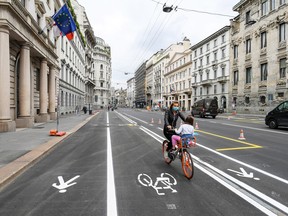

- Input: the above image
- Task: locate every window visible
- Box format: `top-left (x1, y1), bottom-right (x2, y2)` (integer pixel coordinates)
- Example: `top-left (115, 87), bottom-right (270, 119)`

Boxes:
top-left (221, 48), bottom-right (225, 58)
top-left (260, 63), bottom-right (268, 81)
top-left (200, 74), bottom-right (203, 82)
top-left (280, 0), bottom-right (286, 5)
top-left (206, 43), bottom-right (210, 51)
top-left (206, 55), bottom-right (210, 65)
top-left (200, 87), bottom-right (202, 96)
top-left (214, 70), bottom-right (217, 79)
top-left (194, 60), bottom-right (197, 69)
top-left (246, 67), bottom-right (251, 83)
top-left (221, 67), bottom-right (225, 76)
top-left (214, 85), bottom-right (217, 94)
top-left (245, 11), bottom-right (251, 24)
top-left (261, 0), bottom-right (268, 16)
top-left (245, 96), bottom-right (250, 104)
top-left (280, 58), bottom-right (286, 78)
top-left (270, 0), bottom-right (275, 10)
top-left (200, 47), bottom-right (203, 54)
top-left (233, 45), bottom-right (238, 59)
top-left (213, 51), bottom-right (217, 61)
top-left (246, 39), bottom-right (251, 54)
top-left (279, 23), bottom-right (286, 42)
top-left (261, 32), bottom-right (267, 48)
top-left (233, 71), bottom-right (238, 85)
top-left (222, 35), bottom-right (225, 43)
top-left (221, 84), bottom-right (225, 93)
top-left (214, 39), bottom-right (217, 47)
top-left (200, 58), bottom-right (203, 66)
top-left (260, 95), bottom-right (266, 104)
top-left (194, 50), bottom-right (197, 57)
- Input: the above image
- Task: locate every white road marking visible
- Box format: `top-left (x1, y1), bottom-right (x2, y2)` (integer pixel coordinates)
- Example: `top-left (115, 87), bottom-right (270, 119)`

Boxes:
top-left (52, 175), bottom-right (80, 193)
top-left (107, 113), bottom-right (118, 216)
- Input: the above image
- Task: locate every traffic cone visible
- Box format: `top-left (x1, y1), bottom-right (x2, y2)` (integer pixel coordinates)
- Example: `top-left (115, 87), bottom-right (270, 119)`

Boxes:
top-left (158, 119), bottom-right (161, 124)
top-left (238, 129), bottom-right (246, 140)
top-left (195, 122), bottom-right (199, 130)
top-left (151, 118), bottom-right (154, 123)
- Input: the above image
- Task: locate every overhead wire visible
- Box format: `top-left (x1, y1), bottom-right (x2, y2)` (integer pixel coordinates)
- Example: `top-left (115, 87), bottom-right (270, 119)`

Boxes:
top-left (131, 0), bottom-right (181, 71)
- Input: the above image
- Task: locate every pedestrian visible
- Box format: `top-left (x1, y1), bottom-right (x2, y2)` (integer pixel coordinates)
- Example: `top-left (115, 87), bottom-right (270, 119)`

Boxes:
top-left (83, 106), bottom-right (87, 114)
top-left (163, 101), bottom-right (186, 151)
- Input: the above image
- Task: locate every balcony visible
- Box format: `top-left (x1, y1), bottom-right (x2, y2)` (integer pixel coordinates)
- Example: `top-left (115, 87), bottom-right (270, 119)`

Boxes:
top-left (212, 60), bottom-right (218, 65)
top-left (183, 88), bottom-right (192, 95)
top-left (217, 76), bottom-right (229, 83)
top-left (258, 81), bottom-right (267, 92)
top-left (201, 79), bottom-right (213, 86)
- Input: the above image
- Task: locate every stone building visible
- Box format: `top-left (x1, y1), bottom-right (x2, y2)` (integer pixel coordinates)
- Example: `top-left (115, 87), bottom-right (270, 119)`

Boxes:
top-left (135, 62), bottom-right (147, 108)
top-left (162, 37), bottom-right (192, 110)
top-left (0, 0), bottom-right (61, 132)
top-left (71, 0), bottom-right (97, 113)
top-left (93, 36), bottom-right (111, 109)
top-left (127, 77), bottom-right (135, 108)
top-left (58, 7), bottom-right (86, 115)
top-left (191, 26), bottom-right (231, 111)
top-left (231, 0), bottom-right (288, 114)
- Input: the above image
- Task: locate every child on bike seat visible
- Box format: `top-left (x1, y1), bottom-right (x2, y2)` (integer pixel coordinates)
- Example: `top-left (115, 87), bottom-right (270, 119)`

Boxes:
top-left (171, 115), bottom-right (195, 149)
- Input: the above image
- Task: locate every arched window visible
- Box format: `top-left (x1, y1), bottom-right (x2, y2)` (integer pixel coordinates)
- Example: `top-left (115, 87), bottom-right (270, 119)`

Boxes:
top-left (260, 95), bottom-right (266, 104)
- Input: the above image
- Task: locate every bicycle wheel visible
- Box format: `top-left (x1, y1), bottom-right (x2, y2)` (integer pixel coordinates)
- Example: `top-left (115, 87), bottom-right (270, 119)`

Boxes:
top-left (162, 140), bottom-right (172, 164)
top-left (181, 149), bottom-right (194, 179)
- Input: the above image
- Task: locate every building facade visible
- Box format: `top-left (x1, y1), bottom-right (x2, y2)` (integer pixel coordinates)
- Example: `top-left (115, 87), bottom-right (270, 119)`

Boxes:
top-left (0, 0), bottom-right (61, 132)
top-left (162, 38), bottom-right (192, 110)
top-left (231, 0), bottom-right (288, 114)
top-left (127, 77), bottom-right (135, 108)
top-left (135, 62), bottom-right (146, 108)
top-left (191, 26), bottom-right (231, 111)
top-left (93, 36), bottom-right (111, 109)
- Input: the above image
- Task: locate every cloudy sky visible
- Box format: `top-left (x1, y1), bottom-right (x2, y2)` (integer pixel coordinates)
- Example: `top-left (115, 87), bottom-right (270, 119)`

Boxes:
top-left (79, 0), bottom-right (240, 88)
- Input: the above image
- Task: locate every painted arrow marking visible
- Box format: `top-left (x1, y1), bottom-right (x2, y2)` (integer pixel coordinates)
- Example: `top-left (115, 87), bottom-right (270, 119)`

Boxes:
top-left (227, 167), bottom-right (260, 180)
top-left (52, 175), bottom-right (80, 193)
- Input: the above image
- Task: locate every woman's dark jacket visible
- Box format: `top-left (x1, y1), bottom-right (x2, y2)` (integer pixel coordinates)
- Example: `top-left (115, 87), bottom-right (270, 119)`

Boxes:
top-left (163, 109), bottom-right (185, 134)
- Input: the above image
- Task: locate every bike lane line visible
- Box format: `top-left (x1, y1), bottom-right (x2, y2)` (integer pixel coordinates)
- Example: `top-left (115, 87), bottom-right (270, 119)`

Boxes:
top-left (107, 112), bottom-right (118, 216)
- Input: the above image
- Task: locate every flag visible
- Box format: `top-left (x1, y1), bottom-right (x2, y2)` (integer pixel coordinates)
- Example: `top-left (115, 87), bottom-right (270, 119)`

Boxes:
top-left (170, 86), bottom-right (175, 93)
top-left (52, 4), bottom-right (76, 40)
top-left (53, 24), bottom-right (62, 38)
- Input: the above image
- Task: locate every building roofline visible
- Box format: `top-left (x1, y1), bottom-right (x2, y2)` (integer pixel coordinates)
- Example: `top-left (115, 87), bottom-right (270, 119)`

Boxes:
top-left (190, 26), bottom-right (231, 50)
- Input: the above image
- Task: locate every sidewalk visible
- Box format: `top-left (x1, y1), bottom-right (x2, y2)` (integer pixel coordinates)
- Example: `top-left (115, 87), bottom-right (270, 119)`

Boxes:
top-left (0, 112), bottom-right (98, 189)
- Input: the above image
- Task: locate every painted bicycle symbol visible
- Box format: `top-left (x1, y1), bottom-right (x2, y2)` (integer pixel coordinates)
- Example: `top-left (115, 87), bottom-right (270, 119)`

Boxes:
top-left (137, 173), bottom-right (177, 195)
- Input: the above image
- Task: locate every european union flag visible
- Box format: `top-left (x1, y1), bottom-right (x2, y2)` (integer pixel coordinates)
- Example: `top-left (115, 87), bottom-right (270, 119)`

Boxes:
top-left (52, 4), bottom-right (76, 39)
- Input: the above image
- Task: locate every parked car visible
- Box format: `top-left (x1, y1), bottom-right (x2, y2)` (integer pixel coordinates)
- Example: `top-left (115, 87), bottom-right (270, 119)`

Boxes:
top-left (265, 100), bottom-right (288, 129)
top-left (191, 98), bottom-right (218, 118)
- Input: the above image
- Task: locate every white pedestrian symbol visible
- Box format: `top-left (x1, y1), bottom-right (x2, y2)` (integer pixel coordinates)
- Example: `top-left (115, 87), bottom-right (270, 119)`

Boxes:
top-left (138, 173), bottom-right (177, 195)
top-left (227, 168), bottom-right (260, 180)
top-left (52, 175), bottom-right (80, 193)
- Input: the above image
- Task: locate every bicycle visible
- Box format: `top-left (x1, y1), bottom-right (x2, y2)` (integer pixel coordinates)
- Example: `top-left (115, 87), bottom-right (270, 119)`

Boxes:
top-left (162, 134), bottom-right (196, 180)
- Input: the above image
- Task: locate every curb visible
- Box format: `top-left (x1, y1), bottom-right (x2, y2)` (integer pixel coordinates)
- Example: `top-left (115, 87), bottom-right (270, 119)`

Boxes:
top-left (0, 112), bottom-right (98, 190)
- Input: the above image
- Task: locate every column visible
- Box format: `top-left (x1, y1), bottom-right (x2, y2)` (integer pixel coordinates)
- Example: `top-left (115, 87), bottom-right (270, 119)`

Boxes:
top-left (17, 43), bottom-right (33, 128)
top-left (40, 60), bottom-right (48, 113)
top-left (0, 26), bottom-right (15, 132)
top-left (49, 65), bottom-right (57, 120)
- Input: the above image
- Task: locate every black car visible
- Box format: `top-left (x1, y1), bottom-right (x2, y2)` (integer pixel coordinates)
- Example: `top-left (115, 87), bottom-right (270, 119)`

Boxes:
top-left (191, 98), bottom-right (218, 118)
top-left (265, 100), bottom-right (288, 129)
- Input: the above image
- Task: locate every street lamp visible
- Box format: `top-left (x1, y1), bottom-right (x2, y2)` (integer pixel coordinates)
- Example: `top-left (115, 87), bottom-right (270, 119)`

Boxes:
top-left (163, 3), bottom-right (174, 13)
top-left (124, 72), bottom-right (134, 75)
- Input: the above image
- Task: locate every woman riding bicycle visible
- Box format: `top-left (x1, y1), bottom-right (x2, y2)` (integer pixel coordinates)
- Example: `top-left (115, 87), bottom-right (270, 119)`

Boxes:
top-left (163, 101), bottom-right (185, 151)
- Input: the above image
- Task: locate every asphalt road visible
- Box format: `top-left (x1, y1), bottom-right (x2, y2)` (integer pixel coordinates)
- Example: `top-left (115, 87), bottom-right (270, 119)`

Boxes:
top-left (0, 109), bottom-right (287, 216)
